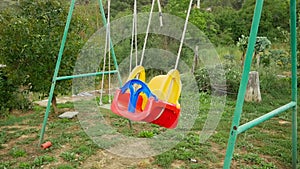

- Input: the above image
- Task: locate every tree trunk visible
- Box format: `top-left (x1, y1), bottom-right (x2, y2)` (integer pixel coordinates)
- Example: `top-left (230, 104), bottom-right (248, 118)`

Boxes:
top-left (241, 51), bottom-right (246, 68)
top-left (192, 45), bottom-right (199, 74)
top-left (51, 95), bottom-right (58, 114)
top-left (245, 71), bottom-right (262, 102)
top-left (256, 53), bottom-right (260, 68)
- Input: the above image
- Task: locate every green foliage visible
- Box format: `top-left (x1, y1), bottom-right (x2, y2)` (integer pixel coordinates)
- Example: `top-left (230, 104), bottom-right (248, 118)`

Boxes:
top-left (213, 6), bottom-right (238, 45)
top-left (255, 37), bottom-right (271, 53)
top-left (18, 162), bottom-right (32, 169)
top-left (9, 147), bottom-right (27, 158)
top-left (0, 0), bottom-right (87, 99)
top-left (0, 161), bottom-right (14, 169)
top-left (194, 62), bottom-right (241, 95)
top-left (237, 35), bottom-right (271, 54)
top-left (261, 49), bottom-right (290, 68)
top-left (0, 68), bottom-right (16, 116)
top-left (0, 67), bottom-right (31, 117)
top-left (32, 155), bottom-right (55, 167)
top-left (233, 153), bottom-right (277, 168)
top-left (60, 152), bottom-right (76, 162)
top-left (166, 0), bottom-right (220, 44)
top-left (236, 0), bottom-right (289, 41)
top-left (57, 164), bottom-right (75, 169)
top-left (138, 130), bottom-right (154, 138)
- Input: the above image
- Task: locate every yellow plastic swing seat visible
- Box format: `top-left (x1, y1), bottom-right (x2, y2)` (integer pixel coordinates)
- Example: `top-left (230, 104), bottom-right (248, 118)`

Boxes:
top-left (126, 65), bottom-right (181, 109)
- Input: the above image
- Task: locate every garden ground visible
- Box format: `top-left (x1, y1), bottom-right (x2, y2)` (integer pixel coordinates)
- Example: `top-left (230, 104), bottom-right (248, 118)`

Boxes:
top-left (1, 88), bottom-right (299, 169)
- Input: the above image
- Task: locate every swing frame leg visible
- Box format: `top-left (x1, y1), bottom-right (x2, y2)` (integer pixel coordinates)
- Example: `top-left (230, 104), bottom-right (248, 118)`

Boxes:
top-left (290, 0), bottom-right (298, 168)
top-left (223, 0), bottom-right (298, 168)
top-left (223, 1), bottom-right (264, 167)
top-left (39, 0), bottom-right (125, 145)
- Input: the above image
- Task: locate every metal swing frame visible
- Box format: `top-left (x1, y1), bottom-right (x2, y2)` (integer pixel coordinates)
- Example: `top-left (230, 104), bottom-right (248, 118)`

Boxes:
top-left (223, 0), bottom-right (298, 168)
top-left (39, 0), bottom-right (121, 145)
top-left (39, 0), bottom-right (298, 168)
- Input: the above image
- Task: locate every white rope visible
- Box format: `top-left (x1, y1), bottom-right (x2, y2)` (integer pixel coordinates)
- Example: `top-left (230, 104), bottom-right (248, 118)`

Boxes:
top-left (107, 0), bottom-right (111, 103)
top-left (99, 0), bottom-right (112, 105)
top-left (129, 17), bottom-right (134, 72)
top-left (99, 23), bottom-right (108, 106)
top-left (175, 0), bottom-right (194, 70)
top-left (157, 0), bottom-right (163, 27)
top-left (134, 0), bottom-right (138, 66)
top-left (197, 0), bottom-right (200, 9)
top-left (129, 0), bottom-right (138, 72)
top-left (140, 0), bottom-right (156, 65)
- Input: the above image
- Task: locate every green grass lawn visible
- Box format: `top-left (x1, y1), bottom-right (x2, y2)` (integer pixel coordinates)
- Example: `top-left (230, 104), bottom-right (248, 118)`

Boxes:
top-left (0, 87), bottom-right (299, 168)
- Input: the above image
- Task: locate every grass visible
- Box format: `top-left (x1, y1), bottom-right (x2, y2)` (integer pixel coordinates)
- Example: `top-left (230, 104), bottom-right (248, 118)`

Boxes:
top-left (9, 147), bottom-right (27, 158)
top-left (0, 75), bottom-right (299, 168)
top-left (0, 92), bottom-right (299, 168)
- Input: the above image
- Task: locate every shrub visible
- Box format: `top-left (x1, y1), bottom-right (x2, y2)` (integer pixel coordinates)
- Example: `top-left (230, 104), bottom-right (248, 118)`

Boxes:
top-left (194, 62), bottom-right (241, 95)
top-left (0, 67), bottom-right (31, 117)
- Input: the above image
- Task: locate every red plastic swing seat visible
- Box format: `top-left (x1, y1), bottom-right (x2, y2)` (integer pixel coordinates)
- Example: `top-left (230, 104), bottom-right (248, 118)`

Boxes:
top-left (111, 88), bottom-right (180, 129)
top-left (110, 66), bottom-right (182, 129)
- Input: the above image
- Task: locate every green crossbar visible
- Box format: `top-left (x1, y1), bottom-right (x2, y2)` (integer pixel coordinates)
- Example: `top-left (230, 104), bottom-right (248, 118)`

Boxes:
top-left (223, 0), bottom-right (298, 168)
top-left (237, 102), bottom-right (296, 134)
top-left (38, 0), bottom-right (123, 145)
top-left (56, 70), bottom-right (118, 81)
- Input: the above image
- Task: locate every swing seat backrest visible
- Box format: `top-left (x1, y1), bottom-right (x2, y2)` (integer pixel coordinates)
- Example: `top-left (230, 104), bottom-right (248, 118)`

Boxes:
top-left (127, 65), bottom-right (146, 82)
top-left (148, 69), bottom-right (181, 107)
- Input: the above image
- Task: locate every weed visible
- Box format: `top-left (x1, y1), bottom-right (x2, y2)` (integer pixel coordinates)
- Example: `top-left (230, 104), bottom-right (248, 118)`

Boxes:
top-left (73, 145), bottom-right (93, 156)
top-left (18, 162), bottom-right (31, 169)
top-left (138, 130), bottom-right (154, 138)
top-left (57, 102), bottom-right (74, 109)
top-left (16, 137), bottom-right (36, 145)
top-left (0, 131), bottom-right (7, 145)
top-left (32, 155), bottom-right (55, 167)
top-left (9, 147), bottom-right (27, 158)
top-left (154, 151), bottom-right (175, 168)
top-left (33, 105), bottom-right (45, 112)
top-left (60, 152), bottom-right (76, 162)
top-left (237, 153), bottom-right (277, 168)
top-left (0, 161), bottom-right (15, 169)
top-left (57, 164), bottom-right (75, 169)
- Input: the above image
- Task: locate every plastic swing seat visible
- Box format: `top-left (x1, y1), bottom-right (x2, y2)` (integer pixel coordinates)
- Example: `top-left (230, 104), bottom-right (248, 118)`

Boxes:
top-left (111, 66), bottom-right (181, 129)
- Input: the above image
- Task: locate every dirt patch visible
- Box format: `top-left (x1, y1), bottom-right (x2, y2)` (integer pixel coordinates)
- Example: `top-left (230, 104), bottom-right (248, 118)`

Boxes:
top-left (171, 160), bottom-right (185, 168)
top-left (209, 142), bottom-right (226, 168)
top-left (81, 150), bottom-right (153, 169)
top-left (278, 120), bottom-right (291, 125)
top-left (0, 130), bottom-right (38, 157)
top-left (34, 90), bottom-right (102, 107)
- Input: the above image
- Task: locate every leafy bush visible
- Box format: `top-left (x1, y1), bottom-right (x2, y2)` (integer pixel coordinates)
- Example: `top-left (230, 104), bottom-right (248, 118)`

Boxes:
top-left (194, 62), bottom-right (241, 95)
top-left (0, 0), bottom-right (87, 107)
top-left (0, 68), bottom-right (31, 117)
top-left (0, 68), bottom-right (14, 116)
top-left (260, 49), bottom-right (290, 68)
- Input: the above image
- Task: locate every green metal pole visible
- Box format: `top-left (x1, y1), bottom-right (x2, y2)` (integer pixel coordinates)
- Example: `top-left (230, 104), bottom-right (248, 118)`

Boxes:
top-left (223, 1), bottom-right (264, 168)
top-left (56, 70), bottom-right (118, 81)
top-left (290, 0), bottom-right (298, 168)
top-left (98, 0), bottom-right (132, 129)
top-left (237, 102), bottom-right (296, 134)
top-left (39, 0), bottom-right (77, 145)
top-left (98, 0), bottom-right (122, 87)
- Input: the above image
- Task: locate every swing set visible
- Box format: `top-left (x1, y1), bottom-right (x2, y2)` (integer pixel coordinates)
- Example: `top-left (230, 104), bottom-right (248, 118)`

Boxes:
top-left (39, 0), bottom-right (298, 168)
